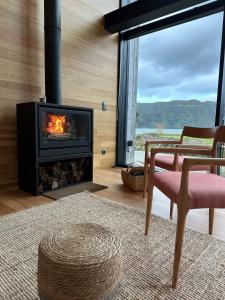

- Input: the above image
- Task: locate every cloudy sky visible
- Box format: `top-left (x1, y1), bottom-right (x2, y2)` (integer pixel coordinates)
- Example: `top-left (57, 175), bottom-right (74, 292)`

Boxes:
top-left (137, 12), bottom-right (224, 103)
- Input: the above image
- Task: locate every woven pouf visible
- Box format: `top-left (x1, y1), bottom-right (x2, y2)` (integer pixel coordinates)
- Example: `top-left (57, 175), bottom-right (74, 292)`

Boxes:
top-left (37, 223), bottom-right (123, 300)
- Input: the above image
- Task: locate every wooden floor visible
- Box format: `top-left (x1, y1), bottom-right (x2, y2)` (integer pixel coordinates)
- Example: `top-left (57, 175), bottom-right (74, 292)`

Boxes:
top-left (0, 168), bottom-right (225, 240)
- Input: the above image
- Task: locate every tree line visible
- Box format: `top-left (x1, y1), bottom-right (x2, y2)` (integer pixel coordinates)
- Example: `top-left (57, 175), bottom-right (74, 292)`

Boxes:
top-left (136, 100), bottom-right (216, 129)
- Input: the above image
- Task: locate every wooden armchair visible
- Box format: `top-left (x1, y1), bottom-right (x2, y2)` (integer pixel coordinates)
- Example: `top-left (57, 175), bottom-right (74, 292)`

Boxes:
top-left (145, 126), bottom-right (225, 288)
top-left (143, 126), bottom-right (219, 218)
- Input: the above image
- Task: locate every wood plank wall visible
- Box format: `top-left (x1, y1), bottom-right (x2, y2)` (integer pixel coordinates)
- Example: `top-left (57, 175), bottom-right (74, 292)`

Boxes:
top-left (0, 0), bottom-right (119, 187)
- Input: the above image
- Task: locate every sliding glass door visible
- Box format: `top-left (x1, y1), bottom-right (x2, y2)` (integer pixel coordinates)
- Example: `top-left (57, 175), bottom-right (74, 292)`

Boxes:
top-left (134, 12), bottom-right (224, 162)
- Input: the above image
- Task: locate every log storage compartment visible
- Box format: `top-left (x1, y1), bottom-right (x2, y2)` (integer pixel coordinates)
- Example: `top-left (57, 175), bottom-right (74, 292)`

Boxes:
top-left (38, 157), bottom-right (92, 193)
top-left (17, 102), bottom-right (93, 195)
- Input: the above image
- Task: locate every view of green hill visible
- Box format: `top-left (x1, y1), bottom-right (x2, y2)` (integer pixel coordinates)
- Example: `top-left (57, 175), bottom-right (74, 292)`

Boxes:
top-left (136, 100), bottom-right (216, 129)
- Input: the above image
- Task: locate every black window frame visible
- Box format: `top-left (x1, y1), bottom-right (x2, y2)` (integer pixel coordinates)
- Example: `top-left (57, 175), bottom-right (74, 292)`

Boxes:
top-left (116, 1), bottom-right (225, 166)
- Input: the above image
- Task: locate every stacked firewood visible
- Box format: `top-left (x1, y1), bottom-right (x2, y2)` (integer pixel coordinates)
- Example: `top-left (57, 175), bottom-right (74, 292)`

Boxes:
top-left (38, 158), bottom-right (91, 192)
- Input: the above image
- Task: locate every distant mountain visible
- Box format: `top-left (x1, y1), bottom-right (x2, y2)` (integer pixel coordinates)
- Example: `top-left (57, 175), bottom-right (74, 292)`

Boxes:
top-left (136, 100), bottom-right (216, 129)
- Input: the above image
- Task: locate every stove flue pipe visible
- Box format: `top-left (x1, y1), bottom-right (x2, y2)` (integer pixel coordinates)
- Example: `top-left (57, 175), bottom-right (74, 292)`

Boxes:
top-left (44, 0), bottom-right (62, 104)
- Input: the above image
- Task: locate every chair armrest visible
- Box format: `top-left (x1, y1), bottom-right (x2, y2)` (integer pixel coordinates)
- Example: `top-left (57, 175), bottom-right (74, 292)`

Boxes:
top-left (182, 157), bottom-right (225, 171)
top-left (144, 141), bottom-right (181, 161)
top-left (175, 144), bottom-right (212, 150)
top-left (151, 147), bottom-right (212, 157)
top-left (145, 140), bottom-right (181, 146)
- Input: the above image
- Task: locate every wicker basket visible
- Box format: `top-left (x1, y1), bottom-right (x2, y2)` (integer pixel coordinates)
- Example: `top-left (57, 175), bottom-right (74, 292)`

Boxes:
top-left (121, 166), bottom-right (145, 192)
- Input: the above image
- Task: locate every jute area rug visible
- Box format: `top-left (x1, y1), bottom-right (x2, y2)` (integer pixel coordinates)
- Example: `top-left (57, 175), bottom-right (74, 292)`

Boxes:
top-left (0, 192), bottom-right (225, 300)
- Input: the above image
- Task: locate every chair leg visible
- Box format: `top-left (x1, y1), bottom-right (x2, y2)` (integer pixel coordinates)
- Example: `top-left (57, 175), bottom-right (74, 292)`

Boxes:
top-left (143, 163), bottom-right (149, 198)
top-left (209, 208), bottom-right (214, 235)
top-left (172, 207), bottom-right (188, 289)
top-left (170, 201), bottom-right (174, 220)
top-left (145, 186), bottom-right (154, 235)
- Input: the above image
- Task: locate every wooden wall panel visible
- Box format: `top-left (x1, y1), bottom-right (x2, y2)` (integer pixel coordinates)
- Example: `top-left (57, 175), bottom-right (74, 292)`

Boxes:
top-left (0, 0), bottom-right (119, 187)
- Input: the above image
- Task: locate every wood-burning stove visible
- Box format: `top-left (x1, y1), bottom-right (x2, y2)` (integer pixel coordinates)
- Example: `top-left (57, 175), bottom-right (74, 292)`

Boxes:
top-left (17, 102), bottom-right (93, 195)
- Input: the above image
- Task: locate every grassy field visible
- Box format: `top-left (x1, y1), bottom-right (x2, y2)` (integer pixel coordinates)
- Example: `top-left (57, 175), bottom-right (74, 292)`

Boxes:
top-left (135, 132), bottom-right (213, 151)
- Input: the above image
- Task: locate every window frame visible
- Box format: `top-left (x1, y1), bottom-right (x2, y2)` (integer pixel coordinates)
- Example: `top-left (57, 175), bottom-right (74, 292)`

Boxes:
top-left (116, 1), bottom-right (225, 166)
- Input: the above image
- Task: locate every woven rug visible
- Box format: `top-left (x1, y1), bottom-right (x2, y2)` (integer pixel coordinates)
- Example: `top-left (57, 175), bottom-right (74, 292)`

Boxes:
top-left (0, 192), bottom-right (225, 299)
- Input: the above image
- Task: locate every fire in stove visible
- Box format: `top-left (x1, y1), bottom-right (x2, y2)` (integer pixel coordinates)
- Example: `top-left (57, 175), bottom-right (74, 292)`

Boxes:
top-left (47, 114), bottom-right (70, 138)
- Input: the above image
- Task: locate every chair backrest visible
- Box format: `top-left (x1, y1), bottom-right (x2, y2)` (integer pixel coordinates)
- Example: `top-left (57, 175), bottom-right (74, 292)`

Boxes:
top-left (180, 126), bottom-right (218, 143)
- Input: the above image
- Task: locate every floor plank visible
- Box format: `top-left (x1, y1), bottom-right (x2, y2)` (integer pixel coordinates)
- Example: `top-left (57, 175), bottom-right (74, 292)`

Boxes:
top-left (0, 168), bottom-right (225, 241)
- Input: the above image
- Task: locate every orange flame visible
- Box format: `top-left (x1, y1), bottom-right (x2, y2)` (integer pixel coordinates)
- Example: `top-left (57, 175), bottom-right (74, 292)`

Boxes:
top-left (47, 114), bottom-right (66, 134)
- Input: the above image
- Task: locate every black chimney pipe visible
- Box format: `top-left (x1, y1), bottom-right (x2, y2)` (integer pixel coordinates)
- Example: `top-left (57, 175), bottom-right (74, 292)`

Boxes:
top-left (44, 0), bottom-right (62, 104)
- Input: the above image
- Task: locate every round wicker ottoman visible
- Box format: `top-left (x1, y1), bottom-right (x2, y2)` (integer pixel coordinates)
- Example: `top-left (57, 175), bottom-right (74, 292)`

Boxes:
top-left (37, 223), bottom-right (123, 300)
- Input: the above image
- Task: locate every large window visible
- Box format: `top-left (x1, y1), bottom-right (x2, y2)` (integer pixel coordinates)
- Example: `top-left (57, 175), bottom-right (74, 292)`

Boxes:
top-left (135, 12), bottom-right (223, 161)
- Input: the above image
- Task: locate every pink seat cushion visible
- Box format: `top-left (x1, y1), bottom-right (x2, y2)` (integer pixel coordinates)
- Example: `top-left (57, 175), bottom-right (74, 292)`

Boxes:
top-left (153, 171), bottom-right (225, 209)
top-left (155, 155), bottom-right (175, 171)
top-left (155, 154), bottom-right (211, 171)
